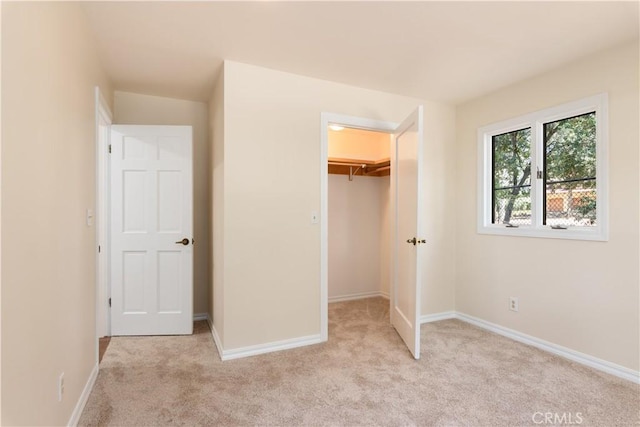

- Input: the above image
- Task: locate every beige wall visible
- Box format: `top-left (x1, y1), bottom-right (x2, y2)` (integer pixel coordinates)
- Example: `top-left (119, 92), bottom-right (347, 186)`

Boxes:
top-left (215, 60), bottom-right (456, 350)
top-left (210, 70), bottom-right (225, 342)
top-left (113, 91), bottom-right (210, 315)
top-left (422, 101), bottom-right (458, 315)
top-left (455, 41), bottom-right (639, 371)
top-left (1, 3), bottom-right (112, 425)
top-left (328, 174), bottom-right (389, 299)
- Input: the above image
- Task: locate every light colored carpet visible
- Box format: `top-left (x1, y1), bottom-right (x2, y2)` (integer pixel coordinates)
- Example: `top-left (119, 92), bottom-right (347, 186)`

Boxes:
top-left (79, 298), bottom-right (639, 426)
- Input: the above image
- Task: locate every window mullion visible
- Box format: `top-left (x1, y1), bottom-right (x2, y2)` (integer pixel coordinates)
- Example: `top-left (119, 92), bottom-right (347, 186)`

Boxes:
top-left (530, 122), bottom-right (543, 228)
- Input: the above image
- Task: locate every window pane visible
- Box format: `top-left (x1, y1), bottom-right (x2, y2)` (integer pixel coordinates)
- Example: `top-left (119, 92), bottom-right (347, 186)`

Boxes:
top-left (544, 112), bottom-right (596, 227)
top-left (492, 128), bottom-right (531, 225)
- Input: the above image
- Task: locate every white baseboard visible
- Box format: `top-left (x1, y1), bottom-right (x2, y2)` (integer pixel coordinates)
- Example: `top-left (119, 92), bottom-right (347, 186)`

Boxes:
top-left (193, 312), bottom-right (209, 321)
top-left (67, 363), bottom-right (99, 427)
top-left (329, 291), bottom-right (388, 303)
top-left (206, 314), bottom-right (321, 362)
top-left (420, 311), bottom-right (456, 323)
top-left (207, 306), bottom-right (638, 384)
top-left (455, 312), bottom-right (640, 384)
top-left (208, 317), bottom-right (225, 361)
top-left (219, 334), bottom-right (323, 361)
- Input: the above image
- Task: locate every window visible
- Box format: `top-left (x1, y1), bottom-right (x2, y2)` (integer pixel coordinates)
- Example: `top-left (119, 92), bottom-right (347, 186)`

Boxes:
top-left (478, 94), bottom-right (608, 241)
top-left (492, 128), bottom-right (532, 226)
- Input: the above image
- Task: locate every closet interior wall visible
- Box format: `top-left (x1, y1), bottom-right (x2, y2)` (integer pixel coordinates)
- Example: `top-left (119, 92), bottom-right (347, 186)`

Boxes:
top-left (328, 129), bottom-right (391, 302)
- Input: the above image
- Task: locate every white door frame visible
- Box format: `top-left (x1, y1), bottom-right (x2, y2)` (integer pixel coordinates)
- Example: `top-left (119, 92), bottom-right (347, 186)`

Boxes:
top-left (319, 112), bottom-right (399, 341)
top-left (95, 87), bottom-right (112, 358)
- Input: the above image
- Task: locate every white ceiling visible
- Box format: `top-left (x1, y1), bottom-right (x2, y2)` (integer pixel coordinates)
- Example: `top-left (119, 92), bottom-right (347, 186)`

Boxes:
top-left (81, 1), bottom-right (639, 105)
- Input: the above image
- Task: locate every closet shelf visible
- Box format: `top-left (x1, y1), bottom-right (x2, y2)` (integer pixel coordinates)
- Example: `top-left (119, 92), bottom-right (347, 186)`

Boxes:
top-left (328, 157), bottom-right (390, 178)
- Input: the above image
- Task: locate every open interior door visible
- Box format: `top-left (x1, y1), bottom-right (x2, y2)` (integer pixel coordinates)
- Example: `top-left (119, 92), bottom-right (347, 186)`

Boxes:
top-left (110, 125), bottom-right (193, 335)
top-left (391, 106), bottom-right (424, 359)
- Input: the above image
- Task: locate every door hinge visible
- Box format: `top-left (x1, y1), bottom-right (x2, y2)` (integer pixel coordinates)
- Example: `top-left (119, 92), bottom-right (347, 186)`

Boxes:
top-left (108, 297), bottom-right (111, 308)
top-left (98, 245), bottom-right (101, 253)
top-left (108, 144), bottom-right (112, 154)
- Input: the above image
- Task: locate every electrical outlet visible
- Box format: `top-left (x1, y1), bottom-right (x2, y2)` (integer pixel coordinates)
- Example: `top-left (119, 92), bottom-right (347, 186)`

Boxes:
top-left (58, 372), bottom-right (64, 402)
top-left (509, 297), bottom-right (519, 312)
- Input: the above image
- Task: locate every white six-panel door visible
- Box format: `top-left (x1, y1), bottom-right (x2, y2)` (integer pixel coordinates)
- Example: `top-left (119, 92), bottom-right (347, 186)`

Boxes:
top-left (391, 106), bottom-right (424, 359)
top-left (110, 125), bottom-right (193, 335)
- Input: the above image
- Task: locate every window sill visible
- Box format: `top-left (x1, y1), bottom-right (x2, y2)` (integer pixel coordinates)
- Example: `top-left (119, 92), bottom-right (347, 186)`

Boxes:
top-left (477, 225), bottom-right (608, 242)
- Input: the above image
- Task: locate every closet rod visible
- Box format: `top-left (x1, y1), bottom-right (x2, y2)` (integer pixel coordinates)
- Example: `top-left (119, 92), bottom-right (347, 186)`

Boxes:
top-left (328, 161), bottom-right (366, 167)
top-left (329, 161), bottom-right (389, 169)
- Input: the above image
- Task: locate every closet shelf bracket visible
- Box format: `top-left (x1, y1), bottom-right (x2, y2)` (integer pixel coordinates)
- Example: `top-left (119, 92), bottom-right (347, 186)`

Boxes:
top-left (349, 164), bottom-right (367, 181)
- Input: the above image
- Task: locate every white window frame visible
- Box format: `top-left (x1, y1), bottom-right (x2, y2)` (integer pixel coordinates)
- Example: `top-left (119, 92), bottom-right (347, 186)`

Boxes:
top-left (477, 93), bottom-right (608, 241)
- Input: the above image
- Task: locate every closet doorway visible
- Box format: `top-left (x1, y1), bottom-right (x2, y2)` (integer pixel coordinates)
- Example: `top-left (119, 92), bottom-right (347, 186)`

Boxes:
top-left (327, 127), bottom-right (392, 305)
top-left (320, 108), bottom-right (425, 359)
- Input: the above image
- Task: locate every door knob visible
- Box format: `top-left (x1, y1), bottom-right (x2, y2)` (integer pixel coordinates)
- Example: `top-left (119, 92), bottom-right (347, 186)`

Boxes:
top-left (406, 237), bottom-right (426, 246)
top-left (175, 238), bottom-right (190, 246)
